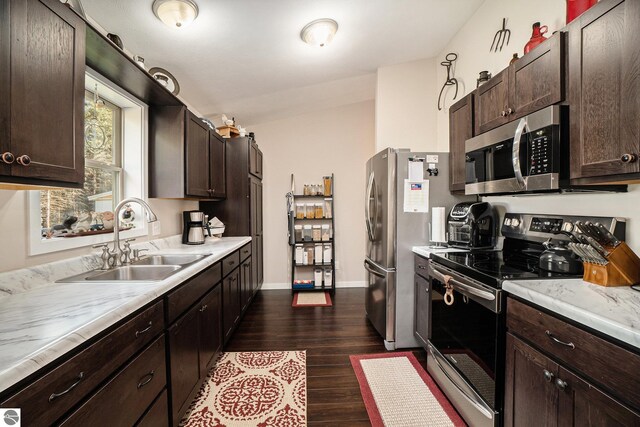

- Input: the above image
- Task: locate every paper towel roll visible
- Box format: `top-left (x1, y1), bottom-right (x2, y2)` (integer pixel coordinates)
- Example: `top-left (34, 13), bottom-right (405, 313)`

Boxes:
top-left (431, 207), bottom-right (446, 243)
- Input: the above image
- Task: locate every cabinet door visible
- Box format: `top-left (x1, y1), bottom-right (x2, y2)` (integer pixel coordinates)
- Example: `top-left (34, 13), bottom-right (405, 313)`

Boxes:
top-left (1, 0), bottom-right (10, 178)
top-left (249, 142), bottom-right (263, 179)
top-left (449, 93), bottom-right (474, 193)
top-left (569, 0), bottom-right (640, 180)
top-left (168, 305), bottom-right (200, 425)
top-left (198, 284), bottom-right (222, 375)
top-left (504, 333), bottom-right (559, 427)
top-left (509, 32), bottom-right (564, 120)
top-left (209, 131), bottom-right (226, 198)
top-left (185, 111), bottom-right (210, 198)
top-left (257, 234), bottom-right (264, 288)
top-left (9, 0), bottom-right (85, 185)
top-left (241, 257), bottom-right (252, 309)
top-left (414, 273), bottom-right (430, 348)
top-left (557, 367), bottom-right (640, 426)
top-left (474, 68), bottom-right (509, 134)
top-left (222, 270), bottom-right (240, 343)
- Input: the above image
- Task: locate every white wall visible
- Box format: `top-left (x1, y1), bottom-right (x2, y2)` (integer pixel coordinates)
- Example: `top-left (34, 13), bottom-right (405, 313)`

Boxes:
top-left (0, 190), bottom-right (196, 272)
top-left (376, 58), bottom-right (438, 152)
top-left (249, 101), bottom-right (376, 288)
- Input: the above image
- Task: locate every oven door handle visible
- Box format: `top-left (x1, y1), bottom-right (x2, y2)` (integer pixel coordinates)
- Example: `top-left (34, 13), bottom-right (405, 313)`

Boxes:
top-left (512, 117), bottom-right (528, 189)
top-left (430, 266), bottom-right (496, 301)
top-left (428, 345), bottom-right (494, 419)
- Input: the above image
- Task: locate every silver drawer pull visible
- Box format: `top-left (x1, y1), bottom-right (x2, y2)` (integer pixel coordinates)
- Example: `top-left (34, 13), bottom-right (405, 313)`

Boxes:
top-left (137, 371), bottom-right (155, 389)
top-left (417, 265), bottom-right (427, 270)
top-left (49, 372), bottom-right (85, 402)
top-left (135, 321), bottom-right (153, 338)
top-left (545, 330), bottom-right (575, 349)
top-left (199, 304), bottom-right (208, 312)
top-left (543, 369), bottom-right (554, 383)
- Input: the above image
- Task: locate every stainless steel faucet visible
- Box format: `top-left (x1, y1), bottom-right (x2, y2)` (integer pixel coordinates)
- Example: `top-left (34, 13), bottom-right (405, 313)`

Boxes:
top-left (110, 197), bottom-right (158, 267)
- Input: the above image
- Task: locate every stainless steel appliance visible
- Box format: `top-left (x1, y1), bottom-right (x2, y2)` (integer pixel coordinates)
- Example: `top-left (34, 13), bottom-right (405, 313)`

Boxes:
top-left (447, 201), bottom-right (497, 249)
top-left (465, 106), bottom-right (627, 196)
top-left (426, 213), bottom-right (625, 427)
top-left (364, 148), bottom-right (471, 350)
top-left (182, 211), bottom-right (210, 245)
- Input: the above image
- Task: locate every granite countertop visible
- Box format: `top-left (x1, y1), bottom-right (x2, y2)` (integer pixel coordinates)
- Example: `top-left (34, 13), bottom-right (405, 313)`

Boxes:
top-left (503, 279), bottom-right (640, 351)
top-left (0, 235), bottom-right (251, 393)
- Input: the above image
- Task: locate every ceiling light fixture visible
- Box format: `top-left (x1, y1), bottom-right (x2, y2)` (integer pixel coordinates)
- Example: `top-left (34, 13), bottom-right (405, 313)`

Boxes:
top-left (152, 0), bottom-right (199, 29)
top-left (300, 18), bottom-right (338, 47)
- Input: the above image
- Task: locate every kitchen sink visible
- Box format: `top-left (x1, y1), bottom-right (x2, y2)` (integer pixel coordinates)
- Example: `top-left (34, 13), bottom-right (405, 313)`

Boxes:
top-left (132, 254), bottom-right (207, 266)
top-left (84, 265), bottom-right (181, 281)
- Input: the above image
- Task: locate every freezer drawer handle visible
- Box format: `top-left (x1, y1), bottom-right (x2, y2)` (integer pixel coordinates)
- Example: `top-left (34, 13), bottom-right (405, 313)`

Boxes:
top-left (431, 266), bottom-right (495, 301)
top-left (364, 261), bottom-right (385, 278)
top-left (428, 346), bottom-right (493, 419)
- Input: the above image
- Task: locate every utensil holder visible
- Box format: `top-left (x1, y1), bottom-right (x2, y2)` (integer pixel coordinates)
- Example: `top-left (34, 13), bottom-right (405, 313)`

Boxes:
top-left (583, 242), bottom-right (640, 287)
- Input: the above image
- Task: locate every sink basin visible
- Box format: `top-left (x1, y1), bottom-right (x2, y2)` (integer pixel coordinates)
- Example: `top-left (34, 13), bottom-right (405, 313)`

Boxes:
top-left (132, 254), bottom-right (207, 266)
top-left (85, 265), bottom-right (181, 281)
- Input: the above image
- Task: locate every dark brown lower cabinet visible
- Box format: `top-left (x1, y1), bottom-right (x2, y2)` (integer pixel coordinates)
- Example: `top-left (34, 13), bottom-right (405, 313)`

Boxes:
top-left (198, 285), bottom-right (222, 375)
top-left (241, 257), bottom-right (252, 311)
top-left (223, 269), bottom-right (241, 343)
top-left (414, 274), bottom-right (429, 348)
top-left (61, 336), bottom-right (166, 426)
top-left (137, 390), bottom-right (169, 427)
top-left (168, 305), bottom-right (201, 425)
top-left (505, 333), bottom-right (640, 426)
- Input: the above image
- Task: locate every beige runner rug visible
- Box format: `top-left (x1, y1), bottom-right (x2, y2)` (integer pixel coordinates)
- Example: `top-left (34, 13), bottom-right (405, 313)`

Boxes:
top-left (181, 351), bottom-right (307, 426)
top-left (292, 291), bottom-right (332, 307)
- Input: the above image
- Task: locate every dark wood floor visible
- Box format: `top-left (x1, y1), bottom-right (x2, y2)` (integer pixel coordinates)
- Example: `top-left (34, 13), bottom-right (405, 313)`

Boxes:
top-left (225, 288), bottom-right (427, 425)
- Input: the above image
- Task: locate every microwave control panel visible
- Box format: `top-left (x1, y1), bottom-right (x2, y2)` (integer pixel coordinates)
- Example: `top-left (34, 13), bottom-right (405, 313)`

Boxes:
top-left (528, 129), bottom-right (552, 175)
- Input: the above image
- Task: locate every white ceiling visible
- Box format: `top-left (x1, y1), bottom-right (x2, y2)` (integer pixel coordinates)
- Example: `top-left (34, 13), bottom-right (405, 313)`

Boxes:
top-left (82, 0), bottom-right (484, 125)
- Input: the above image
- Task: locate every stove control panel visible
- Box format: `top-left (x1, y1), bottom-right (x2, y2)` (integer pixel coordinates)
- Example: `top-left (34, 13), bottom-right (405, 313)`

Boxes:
top-left (501, 213), bottom-right (626, 243)
top-left (529, 217), bottom-right (563, 233)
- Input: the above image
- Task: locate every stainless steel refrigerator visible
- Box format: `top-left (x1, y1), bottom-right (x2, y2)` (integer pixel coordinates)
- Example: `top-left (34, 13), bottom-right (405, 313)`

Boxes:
top-left (364, 148), bottom-right (470, 350)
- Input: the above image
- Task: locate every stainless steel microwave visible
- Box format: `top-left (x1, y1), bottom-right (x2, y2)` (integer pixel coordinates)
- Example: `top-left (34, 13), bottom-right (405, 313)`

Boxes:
top-left (465, 106), bottom-right (567, 195)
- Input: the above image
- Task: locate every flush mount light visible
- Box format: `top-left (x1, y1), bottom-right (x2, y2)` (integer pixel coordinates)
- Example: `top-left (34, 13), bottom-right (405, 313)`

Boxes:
top-left (152, 0), bottom-right (199, 29)
top-left (300, 18), bottom-right (338, 47)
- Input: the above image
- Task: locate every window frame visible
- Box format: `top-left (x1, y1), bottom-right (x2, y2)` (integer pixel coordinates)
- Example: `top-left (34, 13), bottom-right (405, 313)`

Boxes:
top-left (28, 68), bottom-right (149, 255)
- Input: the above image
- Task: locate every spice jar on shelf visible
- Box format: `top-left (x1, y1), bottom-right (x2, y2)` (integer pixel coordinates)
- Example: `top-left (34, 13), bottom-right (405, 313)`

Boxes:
top-left (294, 225), bottom-right (303, 241)
top-left (312, 225), bottom-right (322, 241)
top-left (296, 204), bottom-right (305, 219)
top-left (306, 203), bottom-right (315, 219)
top-left (323, 176), bottom-right (332, 196)
top-left (324, 199), bottom-right (332, 218)
top-left (315, 203), bottom-right (323, 218)
top-left (303, 225), bottom-right (312, 241)
top-left (305, 246), bottom-right (314, 265)
top-left (321, 224), bottom-right (331, 241)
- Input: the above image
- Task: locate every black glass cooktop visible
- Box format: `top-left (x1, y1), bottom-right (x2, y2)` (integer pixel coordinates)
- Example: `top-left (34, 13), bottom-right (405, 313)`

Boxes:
top-left (430, 249), bottom-right (581, 289)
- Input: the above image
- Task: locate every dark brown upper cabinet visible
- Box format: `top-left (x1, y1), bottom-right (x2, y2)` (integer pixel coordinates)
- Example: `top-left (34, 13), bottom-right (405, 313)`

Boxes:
top-left (249, 140), bottom-right (263, 179)
top-left (149, 108), bottom-right (226, 199)
top-left (568, 0), bottom-right (640, 183)
top-left (449, 93), bottom-right (474, 193)
top-left (1, 0), bottom-right (85, 188)
top-left (475, 32), bottom-right (564, 135)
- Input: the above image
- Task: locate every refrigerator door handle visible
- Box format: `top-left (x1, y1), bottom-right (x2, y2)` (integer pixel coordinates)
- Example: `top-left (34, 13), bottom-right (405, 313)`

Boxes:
top-left (365, 172), bottom-right (375, 241)
top-left (364, 261), bottom-right (385, 278)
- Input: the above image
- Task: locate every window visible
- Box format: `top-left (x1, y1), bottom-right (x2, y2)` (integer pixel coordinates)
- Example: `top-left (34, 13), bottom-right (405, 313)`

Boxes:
top-left (40, 91), bottom-right (123, 235)
top-left (29, 69), bottom-right (148, 255)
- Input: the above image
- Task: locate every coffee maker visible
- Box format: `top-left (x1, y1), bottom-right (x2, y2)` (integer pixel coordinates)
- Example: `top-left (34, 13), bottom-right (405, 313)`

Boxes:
top-left (182, 211), bottom-right (210, 245)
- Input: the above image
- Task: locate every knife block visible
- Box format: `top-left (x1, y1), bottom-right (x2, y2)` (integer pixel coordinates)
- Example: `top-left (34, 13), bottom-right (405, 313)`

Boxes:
top-left (582, 242), bottom-right (640, 287)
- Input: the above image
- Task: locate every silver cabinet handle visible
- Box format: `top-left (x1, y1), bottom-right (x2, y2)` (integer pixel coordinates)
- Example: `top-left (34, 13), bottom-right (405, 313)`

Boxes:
top-left (49, 372), bottom-right (85, 402)
top-left (417, 265), bottom-right (428, 270)
top-left (199, 304), bottom-right (208, 312)
top-left (621, 153), bottom-right (638, 164)
top-left (543, 369), bottom-right (554, 383)
top-left (1, 152), bottom-right (15, 164)
top-left (16, 154), bottom-right (31, 166)
top-left (512, 117), bottom-right (528, 188)
top-left (137, 371), bottom-right (155, 389)
top-left (135, 321), bottom-right (153, 338)
top-left (507, 107), bottom-right (514, 115)
top-left (501, 110), bottom-right (507, 117)
top-left (555, 378), bottom-right (568, 391)
top-left (545, 330), bottom-right (575, 349)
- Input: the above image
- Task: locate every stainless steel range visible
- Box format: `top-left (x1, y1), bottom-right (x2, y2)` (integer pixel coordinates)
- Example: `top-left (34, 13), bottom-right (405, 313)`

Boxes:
top-left (425, 213), bottom-right (626, 427)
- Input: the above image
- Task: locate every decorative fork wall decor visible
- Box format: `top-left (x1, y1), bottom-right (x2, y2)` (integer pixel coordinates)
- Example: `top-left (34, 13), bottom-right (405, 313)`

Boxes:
top-left (437, 53), bottom-right (458, 111)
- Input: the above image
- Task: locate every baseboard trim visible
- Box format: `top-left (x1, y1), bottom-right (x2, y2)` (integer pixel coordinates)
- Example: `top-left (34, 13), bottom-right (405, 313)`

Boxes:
top-left (261, 281), bottom-right (366, 290)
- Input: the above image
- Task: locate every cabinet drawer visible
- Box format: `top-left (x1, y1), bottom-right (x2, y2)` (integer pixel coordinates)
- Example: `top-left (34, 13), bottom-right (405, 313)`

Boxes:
top-left (2, 301), bottom-right (164, 426)
top-left (166, 262), bottom-right (221, 324)
top-left (222, 251), bottom-right (240, 277)
top-left (240, 243), bottom-right (252, 262)
top-left (60, 336), bottom-right (167, 426)
top-left (507, 297), bottom-right (640, 409)
top-left (137, 389), bottom-right (169, 427)
top-left (414, 254), bottom-right (430, 279)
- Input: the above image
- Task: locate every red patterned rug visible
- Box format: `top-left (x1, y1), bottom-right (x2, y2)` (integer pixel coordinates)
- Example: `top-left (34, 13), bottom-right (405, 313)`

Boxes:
top-left (292, 292), bottom-right (332, 307)
top-left (181, 351), bottom-right (307, 427)
top-left (350, 352), bottom-right (466, 427)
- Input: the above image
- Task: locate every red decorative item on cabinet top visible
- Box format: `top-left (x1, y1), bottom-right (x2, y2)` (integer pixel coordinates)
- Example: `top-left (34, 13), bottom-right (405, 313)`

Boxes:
top-left (566, 0), bottom-right (598, 24)
top-left (524, 22), bottom-right (548, 54)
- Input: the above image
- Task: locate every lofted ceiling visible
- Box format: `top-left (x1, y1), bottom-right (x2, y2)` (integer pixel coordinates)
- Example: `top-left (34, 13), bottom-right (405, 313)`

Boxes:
top-left (82, 0), bottom-right (484, 125)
